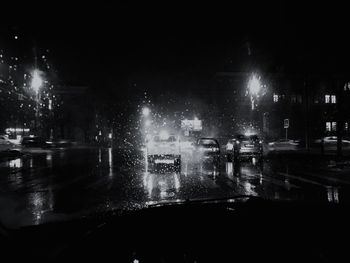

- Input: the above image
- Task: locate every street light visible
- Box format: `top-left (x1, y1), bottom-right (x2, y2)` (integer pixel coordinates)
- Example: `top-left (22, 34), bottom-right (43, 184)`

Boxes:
top-left (145, 119), bottom-right (152, 127)
top-left (248, 74), bottom-right (261, 96)
top-left (31, 69), bottom-right (43, 135)
top-left (248, 74), bottom-right (262, 110)
top-left (142, 107), bottom-right (150, 117)
top-left (141, 106), bottom-right (151, 146)
top-left (31, 70), bottom-right (43, 94)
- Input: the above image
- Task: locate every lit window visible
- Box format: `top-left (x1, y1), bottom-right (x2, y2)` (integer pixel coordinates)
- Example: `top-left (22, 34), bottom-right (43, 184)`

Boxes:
top-left (273, 94), bottom-right (279, 103)
top-left (344, 82), bottom-right (350, 91)
top-left (325, 95), bottom-right (330, 103)
top-left (326, 122), bottom-right (331, 132)
top-left (332, 122), bottom-right (337, 131)
top-left (331, 95), bottom-right (336, 104)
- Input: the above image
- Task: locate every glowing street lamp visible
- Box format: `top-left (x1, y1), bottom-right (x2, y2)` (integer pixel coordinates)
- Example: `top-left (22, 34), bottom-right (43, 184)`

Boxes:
top-left (31, 70), bottom-right (43, 94)
top-left (145, 119), bottom-right (152, 127)
top-left (248, 74), bottom-right (262, 110)
top-left (248, 75), bottom-right (261, 95)
top-left (142, 107), bottom-right (150, 117)
top-left (31, 69), bottom-right (43, 135)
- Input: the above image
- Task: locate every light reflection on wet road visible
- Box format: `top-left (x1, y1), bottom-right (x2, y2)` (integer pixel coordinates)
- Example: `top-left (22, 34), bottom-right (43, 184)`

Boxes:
top-left (0, 147), bottom-right (348, 227)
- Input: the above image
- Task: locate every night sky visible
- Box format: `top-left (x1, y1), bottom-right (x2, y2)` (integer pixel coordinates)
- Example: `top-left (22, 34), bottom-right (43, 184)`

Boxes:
top-left (2, 4), bottom-right (350, 98)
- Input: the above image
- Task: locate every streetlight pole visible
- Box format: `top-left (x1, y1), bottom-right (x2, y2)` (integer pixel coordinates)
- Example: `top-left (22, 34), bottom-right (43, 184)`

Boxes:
top-left (31, 70), bottom-right (43, 136)
top-left (247, 74), bottom-right (263, 134)
top-left (142, 106), bottom-right (151, 145)
top-left (248, 74), bottom-right (261, 111)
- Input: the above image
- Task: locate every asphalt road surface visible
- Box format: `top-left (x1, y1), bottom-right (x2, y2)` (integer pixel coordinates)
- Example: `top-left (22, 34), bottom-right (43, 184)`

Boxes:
top-left (1, 147), bottom-right (350, 227)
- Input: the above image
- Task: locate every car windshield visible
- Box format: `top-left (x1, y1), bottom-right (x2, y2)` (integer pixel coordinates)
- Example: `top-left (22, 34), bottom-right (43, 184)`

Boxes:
top-left (1, 14), bottom-right (350, 231)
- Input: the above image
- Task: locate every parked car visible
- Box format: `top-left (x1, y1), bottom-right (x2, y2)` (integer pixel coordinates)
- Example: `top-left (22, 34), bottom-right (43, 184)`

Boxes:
top-left (268, 139), bottom-right (299, 152)
top-left (226, 134), bottom-right (263, 162)
top-left (314, 136), bottom-right (350, 149)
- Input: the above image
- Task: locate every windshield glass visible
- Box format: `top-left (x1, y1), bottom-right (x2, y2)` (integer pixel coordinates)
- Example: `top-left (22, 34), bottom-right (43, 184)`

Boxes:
top-left (1, 17), bottom-right (350, 229)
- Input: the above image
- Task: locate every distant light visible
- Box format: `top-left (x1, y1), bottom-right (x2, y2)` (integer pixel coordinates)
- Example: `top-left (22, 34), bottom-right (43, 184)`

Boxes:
top-left (48, 99), bottom-right (52, 110)
top-left (145, 119), bottom-right (151, 127)
top-left (227, 143), bottom-right (234, 150)
top-left (31, 70), bottom-right (43, 93)
top-left (142, 107), bottom-right (150, 117)
top-left (108, 133), bottom-right (112, 139)
top-left (99, 130), bottom-right (102, 136)
top-left (5, 128), bottom-right (30, 133)
top-left (159, 130), bottom-right (169, 140)
top-left (14, 35), bottom-right (18, 40)
top-left (248, 74), bottom-right (261, 95)
top-left (244, 131), bottom-right (256, 136)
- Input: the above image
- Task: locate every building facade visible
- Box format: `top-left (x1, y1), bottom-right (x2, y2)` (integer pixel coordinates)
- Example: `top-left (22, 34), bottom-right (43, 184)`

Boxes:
top-left (215, 72), bottom-right (350, 143)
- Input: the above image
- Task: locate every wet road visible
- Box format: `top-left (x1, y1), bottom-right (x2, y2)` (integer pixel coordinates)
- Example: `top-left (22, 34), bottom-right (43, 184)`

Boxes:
top-left (1, 147), bottom-right (350, 227)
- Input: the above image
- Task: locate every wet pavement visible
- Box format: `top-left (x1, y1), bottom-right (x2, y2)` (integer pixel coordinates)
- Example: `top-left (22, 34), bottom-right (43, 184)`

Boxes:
top-left (1, 147), bottom-right (350, 227)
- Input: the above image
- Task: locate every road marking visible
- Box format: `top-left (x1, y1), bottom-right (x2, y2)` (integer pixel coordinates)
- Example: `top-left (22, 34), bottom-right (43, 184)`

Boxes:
top-left (278, 172), bottom-right (329, 187)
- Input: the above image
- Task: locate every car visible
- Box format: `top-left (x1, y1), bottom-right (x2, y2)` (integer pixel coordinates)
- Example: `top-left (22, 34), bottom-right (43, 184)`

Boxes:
top-left (226, 134), bottom-right (263, 162)
top-left (146, 132), bottom-right (181, 171)
top-left (314, 136), bottom-right (350, 150)
top-left (195, 138), bottom-right (220, 166)
top-left (268, 139), bottom-right (299, 152)
top-left (21, 136), bottom-right (47, 148)
top-left (0, 135), bottom-right (16, 152)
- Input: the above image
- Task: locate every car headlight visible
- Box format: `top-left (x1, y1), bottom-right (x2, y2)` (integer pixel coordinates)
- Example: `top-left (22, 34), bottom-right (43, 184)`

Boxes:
top-left (226, 143), bottom-right (233, 150)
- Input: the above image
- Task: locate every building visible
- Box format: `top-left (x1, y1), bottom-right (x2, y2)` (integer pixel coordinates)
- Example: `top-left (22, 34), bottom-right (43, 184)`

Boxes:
top-left (215, 72), bottom-right (350, 143)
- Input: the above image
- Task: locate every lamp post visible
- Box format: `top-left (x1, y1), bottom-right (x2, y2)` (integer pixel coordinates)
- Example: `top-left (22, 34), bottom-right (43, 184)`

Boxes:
top-left (247, 74), bottom-right (266, 136)
top-left (248, 74), bottom-right (262, 110)
top-left (141, 107), bottom-right (151, 145)
top-left (142, 107), bottom-right (150, 117)
top-left (31, 70), bottom-right (43, 135)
